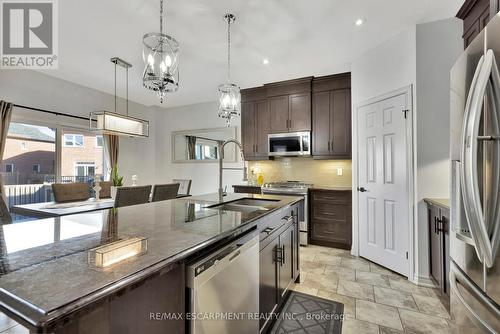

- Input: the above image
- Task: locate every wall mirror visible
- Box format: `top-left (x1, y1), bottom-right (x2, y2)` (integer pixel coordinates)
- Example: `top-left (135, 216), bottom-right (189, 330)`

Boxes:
top-left (172, 127), bottom-right (237, 163)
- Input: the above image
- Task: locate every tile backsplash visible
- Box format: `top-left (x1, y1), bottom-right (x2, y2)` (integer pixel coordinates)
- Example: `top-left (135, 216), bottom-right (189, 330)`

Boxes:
top-left (248, 158), bottom-right (352, 187)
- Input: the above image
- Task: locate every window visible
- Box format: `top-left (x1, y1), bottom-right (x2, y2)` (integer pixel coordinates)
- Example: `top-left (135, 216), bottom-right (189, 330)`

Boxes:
top-left (3, 123), bottom-right (56, 210)
top-left (3, 121), bottom-right (105, 221)
top-left (5, 164), bottom-right (14, 173)
top-left (61, 129), bottom-right (103, 183)
top-left (95, 135), bottom-right (104, 148)
top-left (64, 134), bottom-right (84, 147)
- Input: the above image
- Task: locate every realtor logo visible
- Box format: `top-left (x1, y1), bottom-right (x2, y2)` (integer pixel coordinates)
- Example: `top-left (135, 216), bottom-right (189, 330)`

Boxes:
top-left (0, 0), bottom-right (58, 68)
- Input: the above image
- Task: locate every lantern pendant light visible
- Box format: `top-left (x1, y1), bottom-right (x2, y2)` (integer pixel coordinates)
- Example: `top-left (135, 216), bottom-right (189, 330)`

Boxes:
top-left (217, 13), bottom-right (241, 126)
top-left (142, 0), bottom-right (180, 103)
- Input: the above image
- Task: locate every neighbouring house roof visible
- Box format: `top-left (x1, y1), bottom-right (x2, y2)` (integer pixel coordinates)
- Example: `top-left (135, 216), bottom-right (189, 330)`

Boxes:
top-left (7, 123), bottom-right (55, 142)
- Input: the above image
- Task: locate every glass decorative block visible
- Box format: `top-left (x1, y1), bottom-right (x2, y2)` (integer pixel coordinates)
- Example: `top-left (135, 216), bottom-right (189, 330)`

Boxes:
top-left (88, 237), bottom-right (148, 268)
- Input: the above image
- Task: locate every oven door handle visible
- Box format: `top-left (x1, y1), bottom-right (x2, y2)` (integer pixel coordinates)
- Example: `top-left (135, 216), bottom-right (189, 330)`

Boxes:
top-left (449, 261), bottom-right (500, 333)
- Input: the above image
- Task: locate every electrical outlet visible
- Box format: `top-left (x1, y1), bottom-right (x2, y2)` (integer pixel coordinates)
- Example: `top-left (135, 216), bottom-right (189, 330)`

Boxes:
top-left (337, 168), bottom-right (343, 176)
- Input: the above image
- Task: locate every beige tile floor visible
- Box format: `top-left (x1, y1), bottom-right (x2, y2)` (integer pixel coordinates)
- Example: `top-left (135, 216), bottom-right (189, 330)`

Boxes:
top-left (291, 245), bottom-right (455, 334)
top-left (0, 244), bottom-right (454, 334)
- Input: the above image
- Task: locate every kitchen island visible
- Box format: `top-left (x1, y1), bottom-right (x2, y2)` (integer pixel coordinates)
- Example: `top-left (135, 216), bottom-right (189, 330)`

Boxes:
top-left (0, 193), bottom-right (303, 333)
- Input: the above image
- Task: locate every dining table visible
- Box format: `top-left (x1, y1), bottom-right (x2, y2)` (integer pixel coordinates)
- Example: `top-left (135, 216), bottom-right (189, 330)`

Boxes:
top-left (10, 195), bottom-right (192, 219)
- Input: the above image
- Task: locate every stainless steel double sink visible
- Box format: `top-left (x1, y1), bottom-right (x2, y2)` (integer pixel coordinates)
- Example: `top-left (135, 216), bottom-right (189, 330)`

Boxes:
top-left (206, 198), bottom-right (280, 213)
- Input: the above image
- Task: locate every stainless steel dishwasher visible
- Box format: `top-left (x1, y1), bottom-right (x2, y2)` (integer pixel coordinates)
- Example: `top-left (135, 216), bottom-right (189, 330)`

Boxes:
top-left (186, 232), bottom-right (259, 334)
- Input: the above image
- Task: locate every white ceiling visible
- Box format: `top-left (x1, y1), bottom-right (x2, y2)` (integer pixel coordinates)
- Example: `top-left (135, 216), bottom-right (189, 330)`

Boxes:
top-left (43, 0), bottom-right (463, 109)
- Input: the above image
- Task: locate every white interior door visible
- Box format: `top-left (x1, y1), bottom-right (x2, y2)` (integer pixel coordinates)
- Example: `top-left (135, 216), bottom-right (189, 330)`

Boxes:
top-left (357, 91), bottom-right (410, 276)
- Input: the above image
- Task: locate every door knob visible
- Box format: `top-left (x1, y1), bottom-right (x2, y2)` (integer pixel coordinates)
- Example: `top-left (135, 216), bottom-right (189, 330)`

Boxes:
top-left (357, 187), bottom-right (368, 192)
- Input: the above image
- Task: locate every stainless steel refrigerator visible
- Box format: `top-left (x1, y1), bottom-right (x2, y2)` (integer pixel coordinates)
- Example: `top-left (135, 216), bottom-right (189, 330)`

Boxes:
top-left (450, 13), bottom-right (500, 334)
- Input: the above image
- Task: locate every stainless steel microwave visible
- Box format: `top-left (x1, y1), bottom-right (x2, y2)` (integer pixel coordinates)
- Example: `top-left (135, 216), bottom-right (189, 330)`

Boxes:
top-left (268, 132), bottom-right (311, 157)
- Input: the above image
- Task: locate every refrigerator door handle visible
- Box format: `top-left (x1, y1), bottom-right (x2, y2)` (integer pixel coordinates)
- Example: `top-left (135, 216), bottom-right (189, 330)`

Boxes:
top-left (450, 261), bottom-right (500, 333)
top-left (460, 54), bottom-right (487, 263)
top-left (460, 50), bottom-right (500, 268)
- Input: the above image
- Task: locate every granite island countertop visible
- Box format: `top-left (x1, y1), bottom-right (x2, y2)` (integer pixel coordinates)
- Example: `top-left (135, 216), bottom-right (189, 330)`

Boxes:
top-left (0, 193), bottom-right (302, 326)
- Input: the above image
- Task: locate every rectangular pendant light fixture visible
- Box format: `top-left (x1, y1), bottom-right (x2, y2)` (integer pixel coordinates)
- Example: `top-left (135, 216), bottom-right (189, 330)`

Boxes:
top-left (90, 57), bottom-right (149, 138)
top-left (90, 111), bottom-right (149, 138)
top-left (88, 237), bottom-right (148, 268)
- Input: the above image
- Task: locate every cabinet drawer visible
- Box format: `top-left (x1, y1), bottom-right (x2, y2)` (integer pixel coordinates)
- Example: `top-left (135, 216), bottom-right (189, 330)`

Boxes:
top-left (311, 190), bottom-right (351, 204)
top-left (311, 202), bottom-right (350, 221)
top-left (259, 206), bottom-right (295, 245)
top-left (311, 220), bottom-right (351, 244)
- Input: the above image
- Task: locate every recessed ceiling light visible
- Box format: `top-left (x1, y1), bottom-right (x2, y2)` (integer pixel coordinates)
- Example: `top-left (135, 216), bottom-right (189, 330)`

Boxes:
top-left (262, 58), bottom-right (270, 65)
top-left (355, 19), bottom-right (365, 26)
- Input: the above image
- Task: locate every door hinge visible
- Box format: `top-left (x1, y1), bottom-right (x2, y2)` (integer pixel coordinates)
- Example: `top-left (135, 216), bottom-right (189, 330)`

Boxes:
top-left (406, 251), bottom-right (409, 260)
top-left (402, 109), bottom-right (409, 119)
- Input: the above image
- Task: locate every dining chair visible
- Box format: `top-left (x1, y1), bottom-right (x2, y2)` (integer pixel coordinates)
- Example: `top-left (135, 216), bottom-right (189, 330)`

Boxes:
top-left (173, 179), bottom-right (192, 196)
top-left (52, 183), bottom-right (91, 203)
top-left (151, 183), bottom-right (180, 202)
top-left (99, 181), bottom-right (112, 198)
top-left (114, 185), bottom-right (152, 208)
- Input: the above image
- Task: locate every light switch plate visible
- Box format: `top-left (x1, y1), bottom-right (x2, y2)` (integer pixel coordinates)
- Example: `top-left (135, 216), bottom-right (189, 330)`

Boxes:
top-left (337, 168), bottom-right (343, 176)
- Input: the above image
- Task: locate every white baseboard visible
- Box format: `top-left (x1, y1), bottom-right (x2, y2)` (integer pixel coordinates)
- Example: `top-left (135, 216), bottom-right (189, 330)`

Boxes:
top-left (412, 274), bottom-right (436, 288)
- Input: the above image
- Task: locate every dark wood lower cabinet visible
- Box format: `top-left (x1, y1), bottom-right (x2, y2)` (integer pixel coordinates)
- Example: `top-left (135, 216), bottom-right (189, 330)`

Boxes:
top-left (278, 224), bottom-right (294, 300)
top-left (259, 204), bottom-right (300, 332)
top-left (259, 236), bottom-right (280, 329)
top-left (426, 200), bottom-right (450, 298)
top-left (309, 189), bottom-right (352, 249)
top-left (50, 263), bottom-right (185, 334)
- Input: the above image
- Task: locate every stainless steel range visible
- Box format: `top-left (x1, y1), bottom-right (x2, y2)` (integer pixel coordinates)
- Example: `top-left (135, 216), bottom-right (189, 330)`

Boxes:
top-left (261, 181), bottom-right (311, 246)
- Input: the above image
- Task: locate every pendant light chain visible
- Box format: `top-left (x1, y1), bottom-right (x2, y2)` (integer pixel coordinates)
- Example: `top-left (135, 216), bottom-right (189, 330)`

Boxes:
top-left (114, 61), bottom-right (117, 113)
top-left (227, 16), bottom-right (231, 83)
top-left (160, 0), bottom-right (163, 35)
top-left (126, 66), bottom-right (129, 116)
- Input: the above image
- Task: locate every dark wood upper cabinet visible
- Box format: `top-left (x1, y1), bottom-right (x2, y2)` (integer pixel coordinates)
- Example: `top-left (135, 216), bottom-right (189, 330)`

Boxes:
top-left (267, 77), bottom-right (312, 133)
top-left (312, 73), bottom-right (351, 159)
top-left (255, 100), bottom-right (270, 156)
top-left (289, 93), bottom-right (311, 132)
top-left (457, 0), bottom-right (499, 48)
top-left (241, 87), bottom-right (269, 160)
top-left (269, 95), bottom-right (289, 133)
top-left (241, 101), bottom-right (256, 158)
top-left (312, 91), bottom-right (331, 156)
top-left (331, 89), bottom-right (351, 157)
top-left (241, 74), bottom-right (352, 160)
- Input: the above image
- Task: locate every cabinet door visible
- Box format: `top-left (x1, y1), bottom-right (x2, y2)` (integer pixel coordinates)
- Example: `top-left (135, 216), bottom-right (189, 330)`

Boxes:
top-left (241, 101), bottom-right (256, 158)
top-left (259, 237), bottom-right (279, 329)
top-left (312, 91), bottom-right (331, 156)
top-left (330, 89), bottom-right (351, 157)
top-left (441, 209), bottom-right (450, 296)
top-left (278, 224), bottom-right (294, 300)
top-left (429, 205), bottom-right (442, 290)
top-left (269, 96), bottom-right (289, 133)
top-left (255, 99), bottom-right (270, 156)
top-left (289, 93), bottom-right (311, 132)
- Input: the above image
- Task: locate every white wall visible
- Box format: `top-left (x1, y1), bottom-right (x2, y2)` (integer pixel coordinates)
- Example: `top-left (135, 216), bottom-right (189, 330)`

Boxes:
top-left (350, 20), bottom-right (462, 283)
top-left (0, 70), bottom-right (158, 186)
top-left (351, 26), bottom-right (417, 277)
top-left (155, 101), bottom-right (246, 195)
top-left (415, 18), bottom-right (462, 279)
top-left (351, 27), bottom-right (417, 107)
